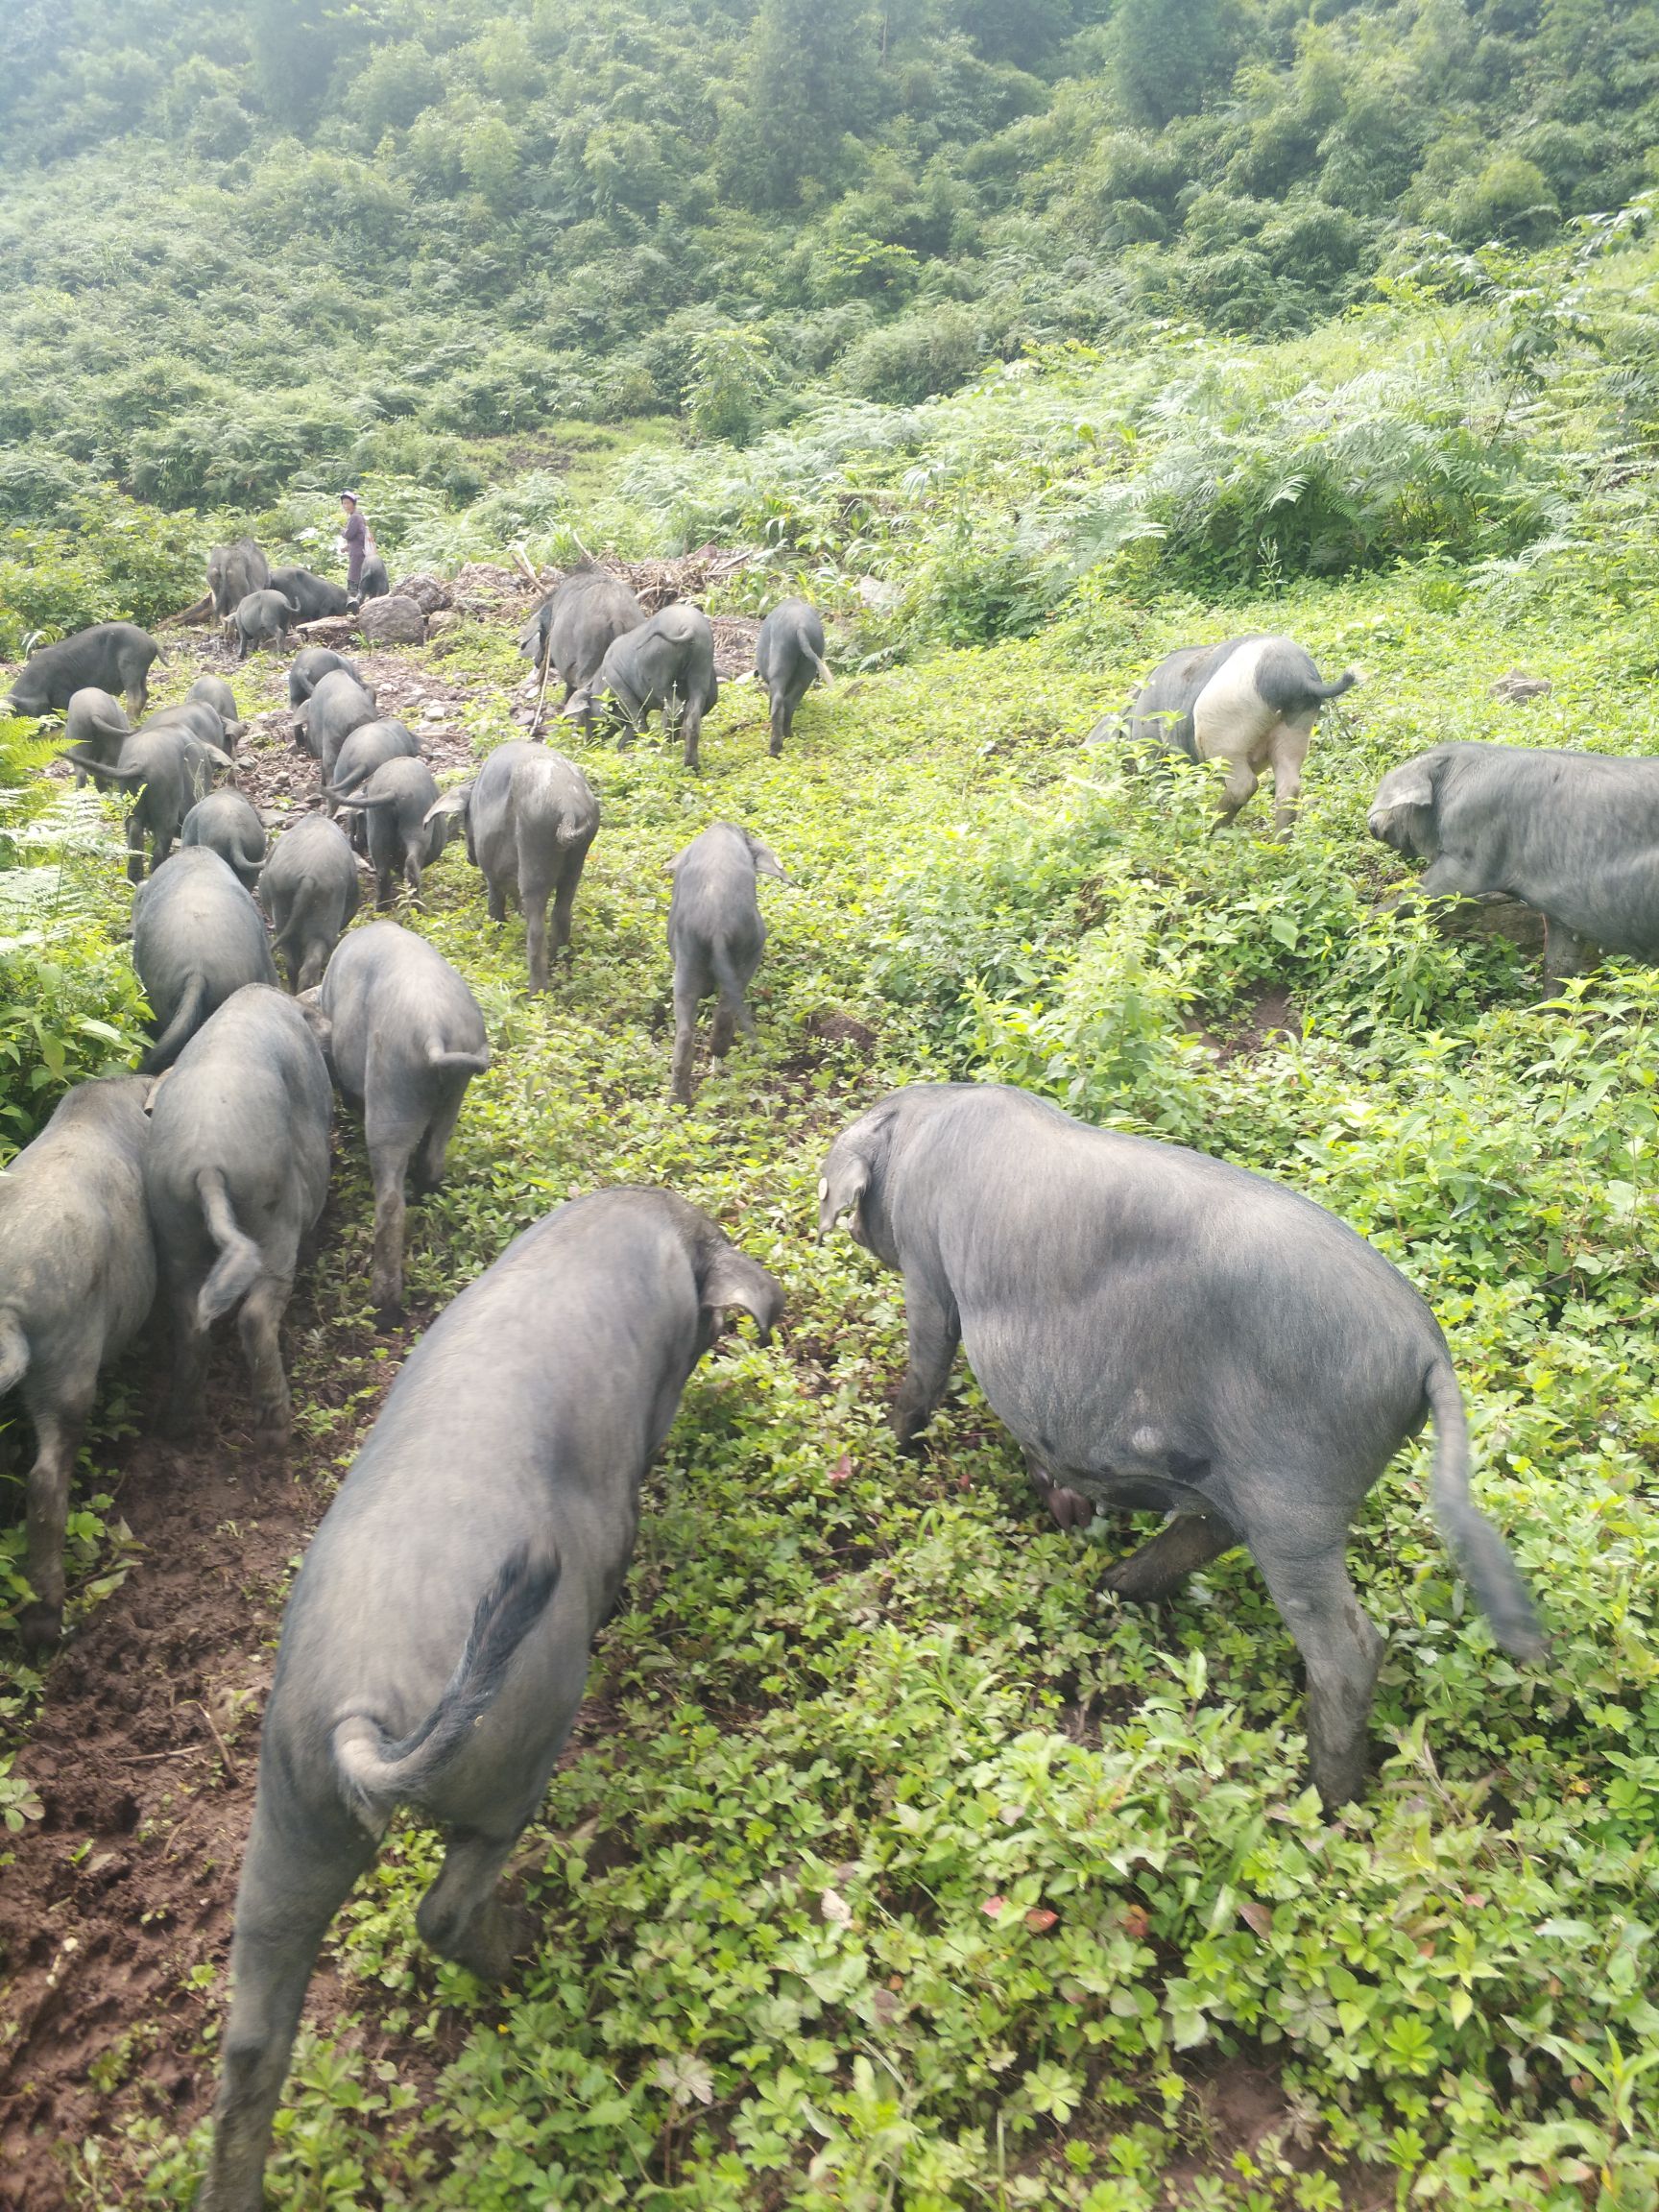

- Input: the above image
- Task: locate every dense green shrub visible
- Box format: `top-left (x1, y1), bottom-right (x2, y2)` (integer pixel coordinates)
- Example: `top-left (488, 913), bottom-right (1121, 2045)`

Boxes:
top-left (839, 304), bottom-right (991, 405)
top-left (1448, 154), bottom-right (1561, 247)
top-left (0, 496), bottom-right (205, 654)
top-left (0, 724), bottom-right (149, 1143)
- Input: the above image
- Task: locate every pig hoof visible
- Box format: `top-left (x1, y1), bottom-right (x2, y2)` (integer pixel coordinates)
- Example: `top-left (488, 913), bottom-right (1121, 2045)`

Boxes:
top-left (1046, 1484), bottom-right (1094, 1531)
top-left (432, 1901), bottom-right (531, 1984)
top-left (1100, 1555), bottom-right (1174, 1601)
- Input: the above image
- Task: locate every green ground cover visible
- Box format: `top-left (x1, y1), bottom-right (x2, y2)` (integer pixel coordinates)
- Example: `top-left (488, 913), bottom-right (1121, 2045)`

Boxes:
top-left (6, 556), bottom-right (1646, 2206)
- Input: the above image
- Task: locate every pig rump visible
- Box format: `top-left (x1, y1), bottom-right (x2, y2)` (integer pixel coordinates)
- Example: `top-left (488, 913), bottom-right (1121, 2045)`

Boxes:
top-left (333, 1547), bottom-right (560, 1833)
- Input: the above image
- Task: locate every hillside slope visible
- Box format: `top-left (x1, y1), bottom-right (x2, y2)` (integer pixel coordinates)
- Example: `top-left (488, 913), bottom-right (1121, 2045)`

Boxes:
top-left (3, 4), bottom-right (1659, 2201)
top-left (2, 548), bottom-right (1658, 2206)
top-left (2, 0), bottom-right (1656, 517)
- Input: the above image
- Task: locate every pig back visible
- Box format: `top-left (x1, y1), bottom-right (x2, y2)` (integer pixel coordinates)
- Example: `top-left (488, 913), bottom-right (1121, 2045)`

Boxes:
top-left (884, 1087), bottom-right (1438, 1489)
top-left (1439, 743), bottom-right (1659, 956)
top-left (264, 1193), bottom-right (713, 1740)
top-left (143, 987), bottom-right (332, 1239)
top-left (0, 1078), bottom-right (156, 1368)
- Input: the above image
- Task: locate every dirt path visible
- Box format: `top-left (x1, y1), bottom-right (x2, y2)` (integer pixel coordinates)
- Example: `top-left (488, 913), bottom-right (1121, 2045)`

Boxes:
top-left (0, 637), bottom-right (466, 2207)
top-left (0, 1283), bottom-right (438, 2208)
top-left (0, 594), bottom-right (773, 2204)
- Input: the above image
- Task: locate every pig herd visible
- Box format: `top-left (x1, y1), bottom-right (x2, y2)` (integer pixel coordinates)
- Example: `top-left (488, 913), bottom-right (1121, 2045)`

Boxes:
top-left (8, 574), bottom-right (1643, 2210)
top-left (207, 536), bottom-right (381, 655)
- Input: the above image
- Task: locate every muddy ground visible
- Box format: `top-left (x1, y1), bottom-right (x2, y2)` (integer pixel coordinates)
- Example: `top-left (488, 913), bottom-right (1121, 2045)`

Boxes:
top-left (0, 1309), bottom-right (421, 2210)
top-left (0, 620), bottom-right (462, 2207)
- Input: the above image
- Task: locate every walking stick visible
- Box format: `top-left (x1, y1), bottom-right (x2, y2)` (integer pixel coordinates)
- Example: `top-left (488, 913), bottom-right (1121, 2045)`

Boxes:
top-left (529, 615), bottom-right (556, 739)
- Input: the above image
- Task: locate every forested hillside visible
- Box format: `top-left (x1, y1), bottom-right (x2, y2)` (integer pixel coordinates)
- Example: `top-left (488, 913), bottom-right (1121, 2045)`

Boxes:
top-left (1, 0), bottom-right (1656, 518)
top-left (6, 2), bottom-right (1659, 2208)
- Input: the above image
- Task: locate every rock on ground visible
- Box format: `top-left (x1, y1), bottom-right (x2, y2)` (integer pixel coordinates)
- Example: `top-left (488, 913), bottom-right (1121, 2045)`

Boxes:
top-left (359, 595), bottom-right (427, 645)
top-left (390, 572), bottom-right (452, 615)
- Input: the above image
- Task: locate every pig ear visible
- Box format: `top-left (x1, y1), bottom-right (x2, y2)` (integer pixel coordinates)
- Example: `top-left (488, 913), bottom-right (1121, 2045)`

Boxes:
top-left (701, 1245), bottom-right (783, 1344)
top-left (423, 783), bottom-right (472, 829)
top-left (1382, 767), bottom-right (1434, 810)
top-left (748, 837), bottom-right (788, 882)
top-left (663, 842), bottom-right (691, 876)
top-left (817, 1149), bottom-right (870, 1240)
top-left (294, 990), bottom-right (333, 1050)
top-left (560, 690), bottom-right (590, 719)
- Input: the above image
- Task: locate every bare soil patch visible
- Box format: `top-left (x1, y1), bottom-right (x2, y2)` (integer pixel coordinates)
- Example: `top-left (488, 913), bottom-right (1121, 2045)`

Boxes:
top-left (1195, 983), bottom-right (1301, 1065)
top-left (0, 1284), bottom-right (424, 2211)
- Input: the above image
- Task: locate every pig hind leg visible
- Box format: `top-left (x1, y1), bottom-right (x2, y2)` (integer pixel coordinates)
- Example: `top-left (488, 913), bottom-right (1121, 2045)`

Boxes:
top-left (1103, 1511), bottom-right (1237, 1599)
top-left (204, 1810), bottom-right (373, 2212)
top-left (541, 839), bottom-right (593, 980)
top-left (1266, 717), bottom-right (1313, 840)
top-left (1212, 756), bottom-right (1260, 828)
top-left (164, 1267), bottom-right (212, 1439)
top-left (1544, 918), bottom-right (1597, 983)
top-left (709, 946), bottom-right (755, 1057)
top-left (19, 1378), bottom-right (97, 1647)
top-left (1250, 1536), bottom-right (1383, 1812)
top-left (546, 867), bottom-right (578, 970)
top-left (416, 1826), bottom-right (532, 1984)
top-left (367, 1121), bottom-right (419, 1315)
top-left (679, 694), bottom-right (704, 773)
top-left (265, 890), bottom-right (295, 987)
top-left (296, 933), bottom-right (331, 995)
top-left (410, 1080), bottom-right (469, 1199)
top-left (670, 954), bottom-right (710, 1104)
top-left (520, 863), bottom-right (555, 993)
top-left (240, 1242), bottom-right (300, 1447)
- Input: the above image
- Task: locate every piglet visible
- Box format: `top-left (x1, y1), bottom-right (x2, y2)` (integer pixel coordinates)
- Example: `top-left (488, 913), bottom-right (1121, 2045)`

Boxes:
top-left (665, 822), bottom-right (787, 1104)
top-left (313, 920), bottom-right (490, 1312)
